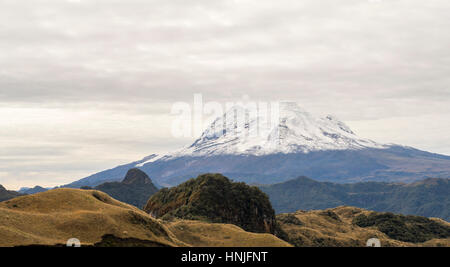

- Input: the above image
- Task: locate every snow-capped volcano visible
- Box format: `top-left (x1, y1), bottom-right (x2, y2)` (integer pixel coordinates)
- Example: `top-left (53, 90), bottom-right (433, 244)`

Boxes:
top-left (66, 103), bottom-right (450, 188)
top-left (176, 102), bottom-right (385, 157)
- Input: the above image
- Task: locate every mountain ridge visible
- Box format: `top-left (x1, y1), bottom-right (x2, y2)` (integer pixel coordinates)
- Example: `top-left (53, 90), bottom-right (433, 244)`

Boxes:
top-left (0, 185), bottom-right (23, 202)
top-left (172, 102), bottom-right (387, 157)
top-left (18, 186), bottom-right (49, 195)
top-left (93, 168), bottom-right (158, 208)
top-left (65, 102), bottom-right (450, 188)
top-left (260, 176), bottom-right (450, 221)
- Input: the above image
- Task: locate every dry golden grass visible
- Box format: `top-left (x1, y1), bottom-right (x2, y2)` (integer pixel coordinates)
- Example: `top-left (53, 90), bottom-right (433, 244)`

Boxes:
top-left (0, 189), bottom-right (185, 247)
top-left (279, 206), bottom-right (450, 247)
top-left (165, 219), bottom-right (292, 247)
top-left (3, 190), bottom-right (446, 247)
top-left (0, 189), bottom-right (290, 247)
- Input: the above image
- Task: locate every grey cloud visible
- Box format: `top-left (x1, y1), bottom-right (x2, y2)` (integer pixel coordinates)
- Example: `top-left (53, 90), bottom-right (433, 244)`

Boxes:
top-left (1, 0), bottom-right (449, 108)
top-left (0, 0), bottom-right (449, 188)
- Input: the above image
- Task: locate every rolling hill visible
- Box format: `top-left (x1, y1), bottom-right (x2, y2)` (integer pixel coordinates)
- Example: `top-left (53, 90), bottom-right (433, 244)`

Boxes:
top-left (0, 188), bottom-right (290, 247)
top-left (1, 184), bottom-right (448, 247)
top-left (278, 206), bottom-right (450, 247)
top-left (0, 188), bottom-right (183, 247)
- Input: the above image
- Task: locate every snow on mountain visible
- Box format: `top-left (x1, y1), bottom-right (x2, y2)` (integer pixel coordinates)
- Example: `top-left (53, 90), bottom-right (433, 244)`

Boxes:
top-left (67, 102), bottom-right (450, 188)
top-left (168, 102), bottom-right (387, 157)
top-left (135, 154), bottom-right (166, 167)
top-left (131, 102), bottom-right (389, 168)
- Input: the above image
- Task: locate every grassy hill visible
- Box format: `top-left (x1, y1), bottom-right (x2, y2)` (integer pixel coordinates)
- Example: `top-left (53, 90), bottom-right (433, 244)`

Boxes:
top-left (278, 206), bottom-right (450, 247)
top-left (260, 177), bottom-right (450, 221)
top-left (2, 173), bottom-right (448, 247)
top-left (0, 188), bottom-right (182, 247)
top-left (0, 188), bottom-right (289, 247)
top-left (94, 168), bottom-right (158, 208)
top-left (166, 220), bottom-right (291, 247)
top-left (144, 173), bottom-right (282, 235)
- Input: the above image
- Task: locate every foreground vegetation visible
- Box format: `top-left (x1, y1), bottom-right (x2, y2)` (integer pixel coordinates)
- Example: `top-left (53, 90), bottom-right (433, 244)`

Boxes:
top-left (145, 173), bottom-right (282, 235)
top-left (353, 212), bottom-right (450, 243)
top-left (278, 207), bottom-right (450, 247)
top-left (261, 176), bottom-right (450, 221)
top-left (1, 171), bottom-right (449, 247)
top-left (0, 188), bottom-right (289, 247)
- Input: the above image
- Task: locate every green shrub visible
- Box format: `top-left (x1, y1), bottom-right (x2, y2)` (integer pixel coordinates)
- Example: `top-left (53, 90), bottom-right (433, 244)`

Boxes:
top-left (353, 212), bottom-right (450, 243)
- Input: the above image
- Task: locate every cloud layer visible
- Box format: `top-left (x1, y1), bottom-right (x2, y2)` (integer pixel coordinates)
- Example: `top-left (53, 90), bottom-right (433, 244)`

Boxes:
top-left (0, 0), bottom-right (449, 189)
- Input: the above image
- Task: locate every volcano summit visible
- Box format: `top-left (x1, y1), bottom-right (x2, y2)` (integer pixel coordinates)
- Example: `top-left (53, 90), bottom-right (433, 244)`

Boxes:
top-left (68, 102), bottom-right (450, 188)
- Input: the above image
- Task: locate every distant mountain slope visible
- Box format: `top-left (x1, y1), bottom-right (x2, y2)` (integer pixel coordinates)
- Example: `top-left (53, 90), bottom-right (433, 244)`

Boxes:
top-left (278, 206), bottom-right (450, 247)
top-left (67, 102), bottom-right (450, 188)
top-left (140, 145), bottom-right (450, 186)
top-left (144, 173), bottom-right (283, 236)
top-left (94, 168), bottom-right (158, 208)
top-left (65, 155), bottom-right (158, 188)
top-left (260, 177), bottom-right (450, 221)
top-left (18, 186), bottom-right (49, 195)
top-left (0, 185), bottom-right (23, 202)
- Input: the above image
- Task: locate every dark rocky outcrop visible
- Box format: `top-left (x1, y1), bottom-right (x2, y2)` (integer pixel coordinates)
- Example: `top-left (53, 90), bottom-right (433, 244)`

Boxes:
top-left (144, 173), bottom-right (283, 236)
top-left (0, 185), bottom-right (23, 202)
top-left (94, 168), bottom-right (158, 208)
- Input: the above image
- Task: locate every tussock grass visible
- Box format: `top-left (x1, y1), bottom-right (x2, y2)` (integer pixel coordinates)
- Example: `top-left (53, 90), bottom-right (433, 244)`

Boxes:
top-left (0, 188), bottom-right (292, 247)
top-left (278, 206), bottom-right (450, 247)
top-left (0, 189), bottom-right (183, 247)
top-left (166, 220), bottom-right (292, 247)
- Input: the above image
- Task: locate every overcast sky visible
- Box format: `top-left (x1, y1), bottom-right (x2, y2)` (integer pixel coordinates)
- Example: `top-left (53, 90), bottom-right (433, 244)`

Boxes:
top-left (1, 0), bottom-right (449, 189)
